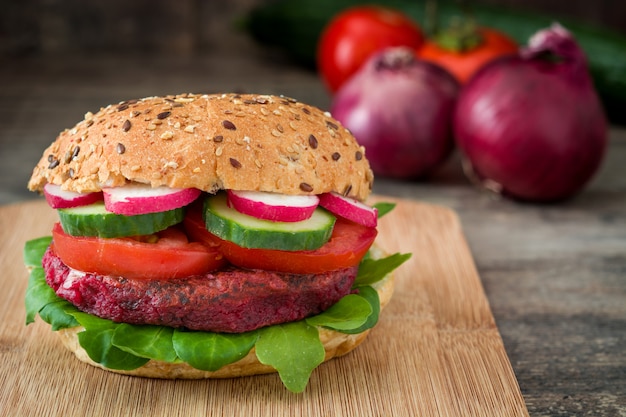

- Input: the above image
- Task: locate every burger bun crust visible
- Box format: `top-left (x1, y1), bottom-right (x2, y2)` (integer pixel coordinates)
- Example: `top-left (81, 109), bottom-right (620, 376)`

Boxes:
top-left (28, 93), bottom-right (373, 201)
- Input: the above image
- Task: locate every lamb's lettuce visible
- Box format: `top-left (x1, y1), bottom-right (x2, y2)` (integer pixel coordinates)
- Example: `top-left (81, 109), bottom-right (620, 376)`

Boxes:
top-left (256, 321), bottom-right (325, 393)
top-left (23, 225), bottom-right (410, 393)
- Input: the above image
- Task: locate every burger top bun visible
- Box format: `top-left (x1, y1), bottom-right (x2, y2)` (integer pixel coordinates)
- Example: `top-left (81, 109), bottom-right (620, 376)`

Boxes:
top-left (28, 93), bottom-right (374, 201)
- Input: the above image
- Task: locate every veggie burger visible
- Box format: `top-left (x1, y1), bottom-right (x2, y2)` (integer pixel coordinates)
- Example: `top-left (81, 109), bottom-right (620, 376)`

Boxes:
top-left (24, 93), bottom-right (409, 392)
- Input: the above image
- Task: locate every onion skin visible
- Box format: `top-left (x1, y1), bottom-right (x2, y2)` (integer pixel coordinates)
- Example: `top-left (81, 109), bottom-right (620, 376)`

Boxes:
top-left (454, 24), bottom-right (608, 202)
top-left (330, 47), bottom-right (459, 179)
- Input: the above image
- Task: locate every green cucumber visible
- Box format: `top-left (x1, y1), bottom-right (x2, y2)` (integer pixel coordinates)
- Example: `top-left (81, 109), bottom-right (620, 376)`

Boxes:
top-left (58, 202), bottom-right (185, 238)
top-left (203, 193), bottom-right (336, 251)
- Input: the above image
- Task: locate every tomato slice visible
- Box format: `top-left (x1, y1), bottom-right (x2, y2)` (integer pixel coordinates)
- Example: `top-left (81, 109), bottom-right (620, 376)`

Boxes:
top-left (51, 222), bottom-right (227, 280)
top-left (183, 205), bottom-right (377, 274)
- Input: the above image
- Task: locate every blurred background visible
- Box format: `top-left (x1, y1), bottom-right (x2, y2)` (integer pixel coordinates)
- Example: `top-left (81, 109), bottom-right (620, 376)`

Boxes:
top-left (2, 0), bottom-right (625, 57)
top-left (1, 0), bottom-right (625, 204)
top-left (1, 3), bottom-right (625, 416)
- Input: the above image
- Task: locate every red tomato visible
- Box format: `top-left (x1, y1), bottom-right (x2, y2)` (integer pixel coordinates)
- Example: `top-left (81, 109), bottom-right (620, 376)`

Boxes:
top-left (418, 27), bottom-right (518, 84)
top-left (317, 6), bottom-right (424, 92)
top-left (51, 223), bottom-right (227, 280)
top-left (183, 206), bottom-right (377, 274)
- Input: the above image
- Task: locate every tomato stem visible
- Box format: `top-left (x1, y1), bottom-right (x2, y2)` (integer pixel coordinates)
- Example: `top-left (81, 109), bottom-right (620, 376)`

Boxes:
top-left (433, 19), bottom-right (484, 52)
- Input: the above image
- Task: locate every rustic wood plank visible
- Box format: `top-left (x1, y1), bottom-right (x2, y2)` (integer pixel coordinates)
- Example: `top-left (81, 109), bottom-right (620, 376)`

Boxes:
top-left (0, 198), bottom-right (528, 416)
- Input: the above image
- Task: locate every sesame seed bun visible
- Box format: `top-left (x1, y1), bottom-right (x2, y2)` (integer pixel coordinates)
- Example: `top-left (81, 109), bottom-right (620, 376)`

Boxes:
top-left (55, 258), bottom-right (394, 380)
top-left (28, 93), bottom-right (374, 200)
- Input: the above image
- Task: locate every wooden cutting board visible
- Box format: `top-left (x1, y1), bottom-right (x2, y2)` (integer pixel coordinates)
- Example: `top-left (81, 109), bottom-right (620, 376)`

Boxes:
top-left (0, 197), bottom-right (529, 417)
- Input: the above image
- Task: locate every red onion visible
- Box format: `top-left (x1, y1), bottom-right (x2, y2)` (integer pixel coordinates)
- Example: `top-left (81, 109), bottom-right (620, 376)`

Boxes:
top-left (454, 24), bottom-right (608, 202)
top-left (330, 47), bottom-right (459, 179)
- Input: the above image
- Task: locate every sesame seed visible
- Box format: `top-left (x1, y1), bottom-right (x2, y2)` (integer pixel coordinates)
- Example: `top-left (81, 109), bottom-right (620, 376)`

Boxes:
top-left (122, 119), bottom-right (131, 132)
top-left (229, 158), bottom-right (242, 168)
top-left (308, 134), bottom-right (318, 149)
top-left (116, 143), bottom-right (126, 154)
top-left (302, 107), bottom-right (311, 115)
top-left (276, 124), bottom-right (284, 133)
top-left (326, 120), bottom-right (339, 130)
top-left (147, 123), bottom-right (157, 131)
top-left (193, 167), bottom-right (201, 173)
top-left (71, 146), bottom-right (80, 160)
top-left (299, 182), bottom-right (313, 192)
top-left (215, 146), bottom-right (223, 156)
top-left (68, 168), bottom-right (74, 178)
top-left (157, 111), bottom-right (171, 120)
top-left (271, 129), bottom-right (281, 137)
top-left (222, 120), bottom-right (236, 130)
top-left (254, 159), bottom-right (262, 168)
top-left (213, 135), bottom-right (224, 142)
top-left (130, 165), bottom-right (141, 171)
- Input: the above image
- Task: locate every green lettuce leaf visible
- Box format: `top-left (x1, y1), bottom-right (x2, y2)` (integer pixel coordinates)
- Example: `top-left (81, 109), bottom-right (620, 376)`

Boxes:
top-left (373, 202), bottom-right (396, 218)
top-left (23, 236), bottom-right (52, 268)
top-left (339, 285), bottom-right (381, 335)
top-left (305, 293), bottom-right (372, 331)
top-left (70, 311), bottom-right (150, 370)
top-left (354, 252), bottom-right (412, 287)
top-left (112, 323), bottom-right (178, 363)
top-left (255, 321), bottom-right (325, 393)
top-left (24, 238), bottom-right (79, 328)
top-left (172, 329), bottom-right (258, 372)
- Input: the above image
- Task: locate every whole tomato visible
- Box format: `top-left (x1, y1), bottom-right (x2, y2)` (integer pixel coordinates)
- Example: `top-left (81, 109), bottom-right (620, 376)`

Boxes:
top-left (317, 6), bottom-right (424, 92)
top-left (418, 27), bottom-right (518, 84)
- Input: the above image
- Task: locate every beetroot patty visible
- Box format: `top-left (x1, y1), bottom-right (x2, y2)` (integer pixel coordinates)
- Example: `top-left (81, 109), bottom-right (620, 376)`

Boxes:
top-left (42, 248), bottom-right (357, 333)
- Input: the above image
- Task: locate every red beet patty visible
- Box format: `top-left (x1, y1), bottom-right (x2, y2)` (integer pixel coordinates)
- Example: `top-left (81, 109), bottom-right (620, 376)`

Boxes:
top-left (42, 247), bottom-right (357, 333)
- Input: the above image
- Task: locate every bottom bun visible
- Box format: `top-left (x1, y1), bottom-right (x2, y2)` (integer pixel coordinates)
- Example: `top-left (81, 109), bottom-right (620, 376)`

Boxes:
top-left (56, 265), bottom-right (395, 379)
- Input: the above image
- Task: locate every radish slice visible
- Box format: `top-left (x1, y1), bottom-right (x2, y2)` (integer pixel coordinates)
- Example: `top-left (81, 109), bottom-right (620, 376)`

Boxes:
top-left (103, 184), bottom-right (201, 215)
top-left (227, 190), bottom-right (319, 222)
top-left (318, 192), bottom-right (378, 227)
top-left (43, 183), bottom-right (103, 209)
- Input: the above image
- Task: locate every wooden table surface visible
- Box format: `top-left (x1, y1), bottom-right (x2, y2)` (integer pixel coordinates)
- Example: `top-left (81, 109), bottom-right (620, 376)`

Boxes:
top-left (1, 35), bottom-right (625, 416)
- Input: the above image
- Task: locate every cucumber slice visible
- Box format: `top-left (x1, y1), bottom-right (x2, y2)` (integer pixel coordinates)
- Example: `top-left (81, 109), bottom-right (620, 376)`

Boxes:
top-left (58, 202), bottom-right (185, 238)
top-left (204, 193), bottom-right (336, 251)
